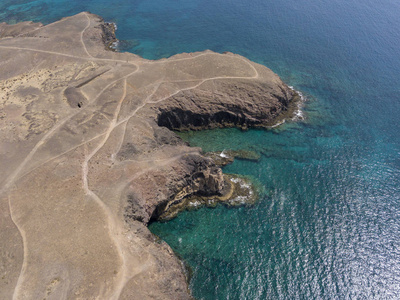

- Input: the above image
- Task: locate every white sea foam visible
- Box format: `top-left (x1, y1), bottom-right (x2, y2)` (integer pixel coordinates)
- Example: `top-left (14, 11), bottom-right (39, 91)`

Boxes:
top-left (294, 107), bottom-right (304, 120)
top-left (111, 40), bottom-right (120, 50)
top-left (270, 120), bottom-right (286, 128)
top-left (220, 150), bottom-right (228, 158)
top-left (230, 177), bottom-right (241, 184)
top-left (189, 200), bottom-right (202, 207)
top-left (288, 86), bottom-right (306, 121)
top-left (229, 196), bottom-right (248, 204)
top-left (231, 177), bottom-right (252, 190)
top-left (240, 181), bottom-right (251, 189)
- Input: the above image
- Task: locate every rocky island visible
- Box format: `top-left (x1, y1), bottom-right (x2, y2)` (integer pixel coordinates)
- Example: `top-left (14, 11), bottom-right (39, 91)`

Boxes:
top-left (0, 13), bottom-right (298, 299)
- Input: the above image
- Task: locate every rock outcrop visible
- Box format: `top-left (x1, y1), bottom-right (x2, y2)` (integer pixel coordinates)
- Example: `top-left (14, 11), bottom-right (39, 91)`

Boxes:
top-left (156, 80), bottom-right (296, 131)
top-left (0, 12), bottom-right (297, 299)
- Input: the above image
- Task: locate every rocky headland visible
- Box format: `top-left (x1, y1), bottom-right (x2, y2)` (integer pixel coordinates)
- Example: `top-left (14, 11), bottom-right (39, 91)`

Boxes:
top-left (0, 13), bottom-right (298, 299)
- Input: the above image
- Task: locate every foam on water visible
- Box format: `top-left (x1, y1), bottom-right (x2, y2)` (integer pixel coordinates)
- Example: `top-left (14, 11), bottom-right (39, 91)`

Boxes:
top-left (288, 85), bottom-right (306, 121)
top-left (219, 150), bottom-right (228, 158)
top-left (2, 0), bottom-right (400, 298)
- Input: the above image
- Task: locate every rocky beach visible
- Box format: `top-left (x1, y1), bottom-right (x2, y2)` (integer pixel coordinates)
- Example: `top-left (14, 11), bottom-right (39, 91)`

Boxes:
top-left (0, 12), bottom-right (297, 299)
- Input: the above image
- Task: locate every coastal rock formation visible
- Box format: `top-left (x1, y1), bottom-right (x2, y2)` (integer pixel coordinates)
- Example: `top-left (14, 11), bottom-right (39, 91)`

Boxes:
top-left (156, 80), bottom-right (294, 131)
top-left (0, 12), bottom-right (296, 299)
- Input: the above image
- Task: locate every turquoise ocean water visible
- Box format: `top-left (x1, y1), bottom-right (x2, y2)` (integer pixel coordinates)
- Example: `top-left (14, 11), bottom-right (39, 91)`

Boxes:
top-left (2, 0), bottom-right (400, 298)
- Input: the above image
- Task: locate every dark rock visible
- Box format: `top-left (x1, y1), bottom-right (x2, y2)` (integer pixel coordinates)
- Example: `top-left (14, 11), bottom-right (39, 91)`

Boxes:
top-left (155, 80), bottom-right (298, 131)
top-left (64, 87), bottom-right (87, 108)
top-left (100, 22), bottom-right (118, 51)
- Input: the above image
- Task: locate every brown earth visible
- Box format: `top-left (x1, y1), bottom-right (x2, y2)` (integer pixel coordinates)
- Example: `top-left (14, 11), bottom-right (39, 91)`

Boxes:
top-left (0, 12), bottom-right (297, 299)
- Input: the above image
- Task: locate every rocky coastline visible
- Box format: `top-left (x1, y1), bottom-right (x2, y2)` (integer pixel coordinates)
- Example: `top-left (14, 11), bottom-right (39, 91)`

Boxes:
top-left (0, 12), bottom-right (299, 299)
top-left (156, 173), bottom-right (260, 221)
top-left (100, 21), bottom-right (119, 51)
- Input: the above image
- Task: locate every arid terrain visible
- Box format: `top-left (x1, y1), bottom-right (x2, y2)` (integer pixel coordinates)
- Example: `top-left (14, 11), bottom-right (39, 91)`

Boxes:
top-left (0, 12), bottom-right (296, 299)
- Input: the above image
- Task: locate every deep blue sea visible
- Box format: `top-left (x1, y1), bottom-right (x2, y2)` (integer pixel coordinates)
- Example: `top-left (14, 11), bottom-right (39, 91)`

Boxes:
top-left (2, 0), bottom-right (400, 298)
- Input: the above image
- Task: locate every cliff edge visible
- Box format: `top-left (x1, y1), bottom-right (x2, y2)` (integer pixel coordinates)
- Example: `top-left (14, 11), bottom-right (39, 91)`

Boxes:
top-left (0, 13), bottom-right (297, 299)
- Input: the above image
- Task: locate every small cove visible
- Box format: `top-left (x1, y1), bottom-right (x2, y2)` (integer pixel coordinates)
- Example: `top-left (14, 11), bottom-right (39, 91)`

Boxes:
top-left (2, 0), bottom-right (400, 298)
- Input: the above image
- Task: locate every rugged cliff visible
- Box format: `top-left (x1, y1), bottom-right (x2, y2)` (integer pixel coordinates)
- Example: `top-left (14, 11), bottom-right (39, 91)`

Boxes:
top-left (0, 13), bottom-right (297, 299)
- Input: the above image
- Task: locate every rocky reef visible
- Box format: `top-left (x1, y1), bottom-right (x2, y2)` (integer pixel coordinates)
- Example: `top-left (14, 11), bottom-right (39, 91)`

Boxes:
top-left (157, 173), bottom-right (259, 221)
top-left (0, 12), bottom-right (298, 299)
top-left (100, 21), bottom-right (118, 51)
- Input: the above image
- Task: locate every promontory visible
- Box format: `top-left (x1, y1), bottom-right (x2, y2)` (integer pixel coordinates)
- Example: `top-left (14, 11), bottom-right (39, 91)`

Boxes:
top-left (0, 12), bottom-right (298, 299)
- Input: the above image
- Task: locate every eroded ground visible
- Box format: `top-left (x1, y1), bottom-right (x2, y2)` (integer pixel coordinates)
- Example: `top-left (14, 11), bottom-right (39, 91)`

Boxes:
top-left (0, 13), bottom-right (295, 299)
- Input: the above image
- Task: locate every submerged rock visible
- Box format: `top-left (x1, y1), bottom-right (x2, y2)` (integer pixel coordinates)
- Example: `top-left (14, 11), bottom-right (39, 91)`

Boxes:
top-left (0, 12), bottom-right (298, 299)
top-left (157, 174), bottom-right (259, 221)
top-left (206, 149), bottom-right (261, 167)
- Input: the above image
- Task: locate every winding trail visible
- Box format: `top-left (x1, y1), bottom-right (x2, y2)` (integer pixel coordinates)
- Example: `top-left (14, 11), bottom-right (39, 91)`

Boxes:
top-left (81, 13), bottom-right (93, 58)
top-left (81, 79), bottom-right (128, 300)
top-left (8, 195), bottom-right (27, 300)
top-left (0, 12), bottom-right (276, 299)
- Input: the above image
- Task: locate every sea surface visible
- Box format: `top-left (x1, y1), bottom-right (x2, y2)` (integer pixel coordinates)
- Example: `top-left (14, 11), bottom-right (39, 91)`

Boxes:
top-left (2, 0), bottom-right (400, 298)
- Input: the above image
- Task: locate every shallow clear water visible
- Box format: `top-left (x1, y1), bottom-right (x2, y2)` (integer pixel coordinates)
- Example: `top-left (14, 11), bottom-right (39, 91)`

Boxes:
top-left (2, 0), bottom-right (400, 298)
